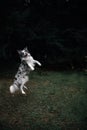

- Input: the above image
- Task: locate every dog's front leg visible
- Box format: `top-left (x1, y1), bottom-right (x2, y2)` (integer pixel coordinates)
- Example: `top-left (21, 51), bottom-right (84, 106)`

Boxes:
top-left (26, 61), bottom-right (35, 70)
top-left (34, 60), bottom-right (41, 66)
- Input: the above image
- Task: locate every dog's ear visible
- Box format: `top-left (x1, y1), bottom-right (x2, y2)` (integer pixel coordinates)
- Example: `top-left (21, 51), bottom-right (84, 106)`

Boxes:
top-left (24, 47), bottom-right (28, 52)
top-left (17, 50), bottom-right (21, 54)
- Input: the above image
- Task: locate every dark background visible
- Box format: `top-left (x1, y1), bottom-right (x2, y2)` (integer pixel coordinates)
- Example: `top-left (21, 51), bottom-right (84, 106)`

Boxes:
top-left (0, 0), bottom-right (87, 71)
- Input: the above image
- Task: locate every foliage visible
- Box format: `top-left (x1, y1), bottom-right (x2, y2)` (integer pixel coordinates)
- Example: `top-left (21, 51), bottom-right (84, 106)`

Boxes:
top-left (0, 1), bottom-right (87, 70)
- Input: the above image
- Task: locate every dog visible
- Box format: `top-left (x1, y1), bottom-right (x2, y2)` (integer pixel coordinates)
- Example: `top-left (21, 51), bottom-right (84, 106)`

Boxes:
top-left (10, 47), bottom-right (41, 94)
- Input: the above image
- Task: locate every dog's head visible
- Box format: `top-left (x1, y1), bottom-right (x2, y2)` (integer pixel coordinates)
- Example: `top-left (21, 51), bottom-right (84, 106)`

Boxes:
top-left (18, 47), bottom-right (30, 58)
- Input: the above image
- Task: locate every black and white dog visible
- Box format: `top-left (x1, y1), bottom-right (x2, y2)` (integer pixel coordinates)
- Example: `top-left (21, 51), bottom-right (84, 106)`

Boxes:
top-left (10, 47), bottom-right (41, 94)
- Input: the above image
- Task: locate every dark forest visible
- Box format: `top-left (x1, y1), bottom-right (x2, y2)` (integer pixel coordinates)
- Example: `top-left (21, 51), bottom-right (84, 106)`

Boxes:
top-left (0, 0), bottom-right (87, 70)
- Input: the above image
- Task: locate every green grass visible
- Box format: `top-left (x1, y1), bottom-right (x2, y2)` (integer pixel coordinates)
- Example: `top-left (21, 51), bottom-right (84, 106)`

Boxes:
top-left (0, 70), bottom-right (87, 130)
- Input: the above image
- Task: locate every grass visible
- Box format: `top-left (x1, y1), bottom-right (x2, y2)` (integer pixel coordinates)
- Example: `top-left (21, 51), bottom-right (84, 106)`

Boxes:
top-left (0, 69), bottom-right (87, 130)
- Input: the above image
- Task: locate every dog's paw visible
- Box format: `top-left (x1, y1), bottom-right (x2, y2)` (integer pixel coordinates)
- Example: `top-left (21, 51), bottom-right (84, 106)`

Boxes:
top-left (32, 67), bottom-right (35, 71)
top-left (38, 63), bottom-right (41, 66)
top-left (22, 91), bottom-right (26, 95)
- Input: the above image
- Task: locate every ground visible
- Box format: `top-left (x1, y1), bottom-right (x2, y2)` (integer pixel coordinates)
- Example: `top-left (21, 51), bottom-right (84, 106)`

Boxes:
top-left (0, 69), bottom-right (87, 130)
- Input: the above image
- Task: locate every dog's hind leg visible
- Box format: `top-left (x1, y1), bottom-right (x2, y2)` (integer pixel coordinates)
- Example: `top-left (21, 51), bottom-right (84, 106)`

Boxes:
top-left (20, 84), bottom-right (26, 94)
top-left (23, 84), bottom-right (32, 92)
top-left (24, 85), bottom-right (28, 89)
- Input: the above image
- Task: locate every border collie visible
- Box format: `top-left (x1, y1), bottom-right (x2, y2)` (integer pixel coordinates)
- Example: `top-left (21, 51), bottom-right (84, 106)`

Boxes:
top-left (10, 47), bottom-right (41, 94)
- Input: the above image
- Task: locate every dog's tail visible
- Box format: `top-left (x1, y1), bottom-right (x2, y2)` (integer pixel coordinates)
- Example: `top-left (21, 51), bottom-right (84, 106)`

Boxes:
top-left (10, 84), bottom-right (19, 94)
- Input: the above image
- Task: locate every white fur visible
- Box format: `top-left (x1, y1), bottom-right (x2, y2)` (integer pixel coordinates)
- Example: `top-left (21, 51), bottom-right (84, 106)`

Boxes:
top-left (21, 54), bottom-right (41, 71)
top-left (10, 47), bottom-right (41, 95)
top-left (10, 84), bottom-right (19, 94)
